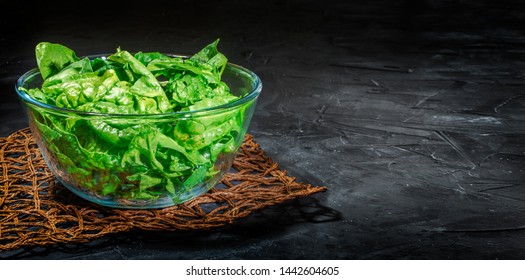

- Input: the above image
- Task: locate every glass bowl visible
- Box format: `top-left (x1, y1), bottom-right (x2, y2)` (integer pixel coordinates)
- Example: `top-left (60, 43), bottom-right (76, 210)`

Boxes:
top-left (15, 55), bottom-right (261, 209)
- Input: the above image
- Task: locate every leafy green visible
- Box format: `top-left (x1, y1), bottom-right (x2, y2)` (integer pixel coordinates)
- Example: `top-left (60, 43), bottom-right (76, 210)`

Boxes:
top-left (20, 40), bottom-right (252, 202)
top-left (36, 42), bottom-right (79, 79)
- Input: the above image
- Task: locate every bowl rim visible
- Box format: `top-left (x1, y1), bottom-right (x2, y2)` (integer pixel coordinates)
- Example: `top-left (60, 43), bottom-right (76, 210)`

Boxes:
top-left (15, 53), bottom-right (262, 118)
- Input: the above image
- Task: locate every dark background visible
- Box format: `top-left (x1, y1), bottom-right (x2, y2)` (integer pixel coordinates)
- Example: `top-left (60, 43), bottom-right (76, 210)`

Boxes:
top-left (1, 0), bottom-right (525, 259)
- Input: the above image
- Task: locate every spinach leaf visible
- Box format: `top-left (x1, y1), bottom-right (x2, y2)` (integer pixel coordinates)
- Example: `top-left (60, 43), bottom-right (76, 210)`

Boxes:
top-left (36, 42), bottom-right (80, 79)
top-left (134, 51), bottom-right (170, 66)
top-left (108, 50), bottom-right (172, 113)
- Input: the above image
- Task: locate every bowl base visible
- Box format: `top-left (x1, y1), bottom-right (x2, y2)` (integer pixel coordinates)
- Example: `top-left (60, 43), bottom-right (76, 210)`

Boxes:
top-left (59, 179), bottom-right (211, 209)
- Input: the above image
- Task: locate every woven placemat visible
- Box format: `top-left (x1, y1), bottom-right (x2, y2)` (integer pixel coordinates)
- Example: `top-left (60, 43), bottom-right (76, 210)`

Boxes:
top-left (0, 128), bottom-right (326, 251)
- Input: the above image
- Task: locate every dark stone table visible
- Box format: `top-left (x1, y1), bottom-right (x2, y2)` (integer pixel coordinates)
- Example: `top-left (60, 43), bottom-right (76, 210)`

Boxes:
top-left (1, 0), bottom-right (524, 259)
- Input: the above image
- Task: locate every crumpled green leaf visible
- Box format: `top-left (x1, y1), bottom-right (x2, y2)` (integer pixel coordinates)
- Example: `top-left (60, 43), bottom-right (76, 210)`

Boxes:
top-left (36, 42), bottom-right (79, 79)
top-left (108, 50), bottom-right (172, 113)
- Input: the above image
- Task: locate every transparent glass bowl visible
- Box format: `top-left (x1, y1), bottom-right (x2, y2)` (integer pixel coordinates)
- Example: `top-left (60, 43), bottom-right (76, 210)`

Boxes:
top-left (16, 55), bottom-right (261, 209)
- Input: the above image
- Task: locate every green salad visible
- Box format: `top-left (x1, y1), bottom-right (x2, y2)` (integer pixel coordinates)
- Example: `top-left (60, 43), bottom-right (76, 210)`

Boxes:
top-left (21, 40), bottom-right (249, 201)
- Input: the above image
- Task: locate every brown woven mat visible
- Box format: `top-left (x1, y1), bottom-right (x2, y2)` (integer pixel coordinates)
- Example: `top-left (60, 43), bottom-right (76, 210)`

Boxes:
top-left (0, 128), bottom-right (326, 251)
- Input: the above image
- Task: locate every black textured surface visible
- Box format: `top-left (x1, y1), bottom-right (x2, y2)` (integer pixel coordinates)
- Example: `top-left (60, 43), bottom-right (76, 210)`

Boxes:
top-left (1, 0), bottom-right (524, 259)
